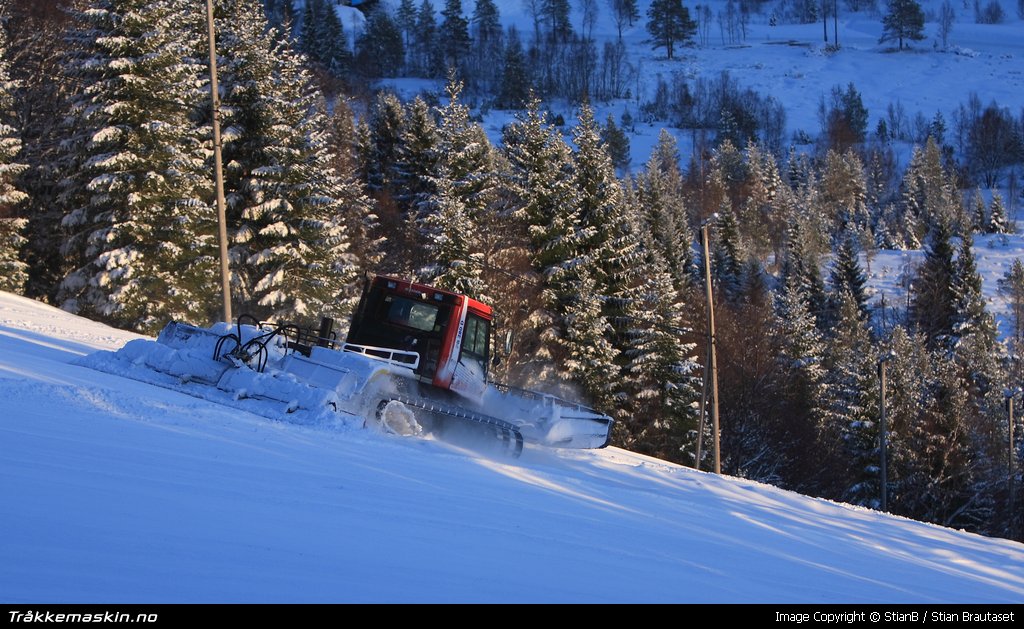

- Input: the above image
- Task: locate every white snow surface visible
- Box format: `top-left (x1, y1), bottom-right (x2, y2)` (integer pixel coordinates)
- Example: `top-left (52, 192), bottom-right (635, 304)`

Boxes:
top-left (1, 291), bottom-right (1022, 603)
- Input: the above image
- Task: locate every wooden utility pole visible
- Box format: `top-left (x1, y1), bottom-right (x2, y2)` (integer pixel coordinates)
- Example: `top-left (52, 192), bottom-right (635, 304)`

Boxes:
top-left (1009, 395), bottom-right (1017, 539)
top-left (206, 0), bottom-right (232, 323)
top-left (701, 219), bottom-right (721, 475)
top-left (878, 356), bottom-right (890, 512)
top-left (695, 344), bottom-right (710, 470)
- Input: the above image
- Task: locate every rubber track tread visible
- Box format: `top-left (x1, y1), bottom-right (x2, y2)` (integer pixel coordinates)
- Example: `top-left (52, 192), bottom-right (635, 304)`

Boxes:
top-left (387, 395), bottom-right (525, 457)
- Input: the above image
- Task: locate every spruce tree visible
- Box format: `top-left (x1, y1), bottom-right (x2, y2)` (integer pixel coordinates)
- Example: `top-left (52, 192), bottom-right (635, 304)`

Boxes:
top-left (881, 325), bottom-right (932, 516)
top-left (364, 92), bottom-right (407, 194)
top-left (636, 132), bottom-right (693, 294)
top-left (826, 290), bottom-right (880, 506)
top-left (712, 206), bottom-right (744, 302)
top-left (989, 191), bottom-right (1010, 235)
top-left (773, 276), bottom-right (832, 491)
top-left (497, 27), bottom-right (530, 108)
top-left (741, 141), bottom-right (783, 259)
top-left (781, 218), bottom-right (827, 328)
top-left (439, 0), bottom-right (471, 74)
top-left (619, 237), bottom-right (701, 463)
top-left (571, 103), bottom-right (638, 301)
top-left (818, 149), bottom-right (869, 240)
top-left (501, 97), bottom-right (579, 389)
top-left (828, 233), bottom-right (870, 321)
top-left (470, 0), bottom-right (502, 89)
top-left (57, 0), bottom-right (216, 332)
top-left (901, 138), bottom-right (959, 239)
top-left (413, 0), bottom-right (441, 77)
top-left (395, 97), bottom-right (440, 210)
top-left (910, 216), bottom-right (957, 350)
top-left (415, 78), bottom-right (496, 298)
top-left (217, 0), bottom-right (362, 321)
top-left (397, 0), bottom-right (419, 50)
top-left (951, 232), bottom-right (1000, 405)
top-left (998, 259), bottom-right (1024, 344)
top-left (355, 5), bottom-right (405, 77)
top-left (420, 164), bottom-right (483, 296)
top-left (880, 0), bottom-right (926, 50)
top-left (972, 188), bottom-right (987, 233)
top-left (471, 0), bottom-right (502, 45)
top-left (0, 11), bottom-right (28, 294)
top-left (646, 0), bottom-right (696, 59)
top-left (601, 114), bottom-right (631, 173)
top-left (559, 264), bottom-right (618, 412)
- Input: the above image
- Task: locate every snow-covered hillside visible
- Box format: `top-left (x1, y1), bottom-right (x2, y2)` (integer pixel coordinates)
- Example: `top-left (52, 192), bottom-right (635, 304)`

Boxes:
top-left (370, 0), bottom-right (1024, 174)
top-left (1, 292), bottom-right (1022, 603)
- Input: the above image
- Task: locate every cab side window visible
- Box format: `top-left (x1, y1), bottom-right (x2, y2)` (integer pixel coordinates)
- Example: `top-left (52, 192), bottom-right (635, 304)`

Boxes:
top-left (460, 315), bottom-right (489, 370)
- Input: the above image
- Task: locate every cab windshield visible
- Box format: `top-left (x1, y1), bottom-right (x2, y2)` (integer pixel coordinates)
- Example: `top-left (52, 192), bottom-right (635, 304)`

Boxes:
top-left (383, 296), bottom-right (440, 332)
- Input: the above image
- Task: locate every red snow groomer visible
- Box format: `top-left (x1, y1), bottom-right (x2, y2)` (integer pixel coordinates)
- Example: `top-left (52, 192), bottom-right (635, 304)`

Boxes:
top-left (87, 274), bottom-right (614, 457)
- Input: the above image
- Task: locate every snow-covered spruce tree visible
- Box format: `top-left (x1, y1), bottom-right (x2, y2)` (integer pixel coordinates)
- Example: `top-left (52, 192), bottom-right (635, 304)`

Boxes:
top-left (635, 131), bottom-right (693, 294)
top-left (740, 141), bottom-right (783, 260)
top-left (780, 217), bottom-right (827, 330)
top-left (397, 0), bottom-right (418, 52)
top-left (999, 259), bottom-right (1024, 344)
top-left (971, 188), bottom-right (988, 233)
top-left (951, 232), bottom-right (1000, 401)
top-left (618, 224), bottom-right (702, 464)
top-left (328, 99), bottom-right (383, 277)
top-left (906, 353), bottom-right (981, 530)
top-left (909, 216), bottom-right (957, 350)
top-left (818, 149), bottom-right (869, 244)
top-left (772, 275), bottom-right (833, 492)
top-left (501, 96), bottom-right (580, 390)
top-left (5, 0), bottom-right (77, 301)
top-left (901, 138), bottom-right (962, 241)
top-left (216, 1), bottom-right (361, 321)
top-left (559, 263), bottom-right (618, 412)
top-left (432, 78), bottom-right (495, 222)
top-left (880, 325), bottom-right (932, 518)
top-left (419, 163), bottom-right (483, 296)
top-left (364, 95), bottom-right (438, 277)
top-left (57, 0), bottom-right (217, 333)
top-left (571, 103), bottom-right (639, 311)
top-left (412, 0), bottom-right (441, 78)
top-left (416, 78), bottom-right (497, 299)
top-left (570, 103), bottom-right (641, 413)
top-left (0, 10), bottom-right (28, 294)
top-left (711, 205), bottom-right (744, 303)
top-left (827, 232), bottom-right (870, 323)
top-left (363, 91), bottom-right (408, 195)
top-left (826, 289), bottom-right (881, 507)
top-left (989, 191), bottom-right (1010, 235)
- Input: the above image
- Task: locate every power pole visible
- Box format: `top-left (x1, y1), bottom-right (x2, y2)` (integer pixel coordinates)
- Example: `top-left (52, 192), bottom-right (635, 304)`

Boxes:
top-left (1009, 393), bottom-right (1017, 539)
top-left (206, 0), bottom-right (232, 323)
top-left (878, 354), bottom-right (892, 512)
top-left (701, 217), bottom-right (721, 475)
top-left (695, 343), bottom-right (711, 470)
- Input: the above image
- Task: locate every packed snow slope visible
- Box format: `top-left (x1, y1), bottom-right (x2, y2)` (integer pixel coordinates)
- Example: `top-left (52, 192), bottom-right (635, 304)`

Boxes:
top-left (1, 292), bottom-right (1022, 603)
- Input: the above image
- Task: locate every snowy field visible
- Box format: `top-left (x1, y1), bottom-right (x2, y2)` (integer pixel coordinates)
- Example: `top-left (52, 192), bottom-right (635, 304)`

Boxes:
top-left (1, 292), bottom-right (1022, 603)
